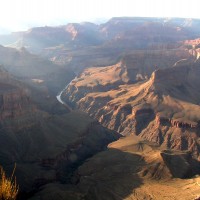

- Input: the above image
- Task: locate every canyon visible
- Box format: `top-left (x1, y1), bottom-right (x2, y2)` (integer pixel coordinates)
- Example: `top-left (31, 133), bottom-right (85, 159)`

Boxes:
top-left (63, 52), bottom-right (200, 158)
top-left (0, 17), bottom-right (200, 199)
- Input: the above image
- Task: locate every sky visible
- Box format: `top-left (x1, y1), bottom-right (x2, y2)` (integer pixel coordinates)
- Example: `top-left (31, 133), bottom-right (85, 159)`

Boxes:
top-left (0, 0), bottom-right (200, 32)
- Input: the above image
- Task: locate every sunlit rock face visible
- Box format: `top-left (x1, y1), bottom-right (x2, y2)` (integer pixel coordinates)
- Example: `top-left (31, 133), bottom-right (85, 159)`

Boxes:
top-left (64, 55), bottom-right (200, 158)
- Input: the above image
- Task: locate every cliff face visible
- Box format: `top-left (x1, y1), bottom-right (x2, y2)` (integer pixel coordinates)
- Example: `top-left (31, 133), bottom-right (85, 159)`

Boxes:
top-left (64, 59), bottom-right (200, 158)
top-left (0, 88), bottom-right (34, 120)
top-left (0, 68), bottom-right (38, 129)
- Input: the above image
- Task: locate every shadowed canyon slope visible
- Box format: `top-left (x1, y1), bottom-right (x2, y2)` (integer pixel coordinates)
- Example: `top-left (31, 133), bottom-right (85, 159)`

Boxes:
top-left (0, 45), bottom-right (76, 96)
top-left (29, 135), bottom-right (200, 200)
top-left (0, 48), bottom-right (119, 198)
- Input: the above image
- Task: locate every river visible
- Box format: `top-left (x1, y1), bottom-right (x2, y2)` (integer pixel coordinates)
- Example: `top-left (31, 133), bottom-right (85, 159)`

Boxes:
top-left (56, 76), bottom-right (77, 110)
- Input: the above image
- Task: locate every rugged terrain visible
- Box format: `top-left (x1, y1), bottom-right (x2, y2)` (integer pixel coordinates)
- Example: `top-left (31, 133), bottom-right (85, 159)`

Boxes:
top-left (0, 17), bottom-right (200, 199)
top-left (29, 135), bottom-right (200, 200)
top-left (63, 55), bottom-right (200, 158)
top-left (1, 17), bottom-right (200, 73)
top-left (0, 48), bottom-right (119, 199)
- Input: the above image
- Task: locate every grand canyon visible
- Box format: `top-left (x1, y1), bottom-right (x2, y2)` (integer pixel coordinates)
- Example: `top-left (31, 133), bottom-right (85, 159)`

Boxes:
top-left (0, 17), bottom-right (200, 199)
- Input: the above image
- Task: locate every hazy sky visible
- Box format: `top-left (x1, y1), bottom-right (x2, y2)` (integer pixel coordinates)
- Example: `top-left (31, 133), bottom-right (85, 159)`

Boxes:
top-left (0, 0), bottom-right (200, 32)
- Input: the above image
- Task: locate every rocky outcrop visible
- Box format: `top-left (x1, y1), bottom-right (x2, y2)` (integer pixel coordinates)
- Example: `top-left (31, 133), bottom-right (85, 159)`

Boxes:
top-left (64, 59), bottom-right (200, 158)
top-left (156, 115), bottom-right (199, 129)
top-left (161, 150), bottom-right (200, 178)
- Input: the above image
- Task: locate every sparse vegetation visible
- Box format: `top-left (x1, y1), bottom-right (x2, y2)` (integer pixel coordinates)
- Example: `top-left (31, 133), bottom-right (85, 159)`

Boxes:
top-left (0, 165), bottom-right (18, 200)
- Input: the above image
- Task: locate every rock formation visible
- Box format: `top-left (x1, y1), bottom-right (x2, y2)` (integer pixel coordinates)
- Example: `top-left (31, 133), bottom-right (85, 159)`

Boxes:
top-left (0, 17), bottom-right (200, 199)
top-left (64, 57), bottom-right (200, 159)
